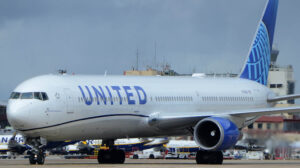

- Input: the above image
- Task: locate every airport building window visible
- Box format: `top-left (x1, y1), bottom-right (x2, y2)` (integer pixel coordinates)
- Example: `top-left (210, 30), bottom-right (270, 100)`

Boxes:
top-left (277, 84), bottom-right (283, 88)
top-left (267, 123), bottom-right (271, 130)
top-left (275, 123), bottom-right (279, 130)
top-left (257, 123), bottom-right (263, 129)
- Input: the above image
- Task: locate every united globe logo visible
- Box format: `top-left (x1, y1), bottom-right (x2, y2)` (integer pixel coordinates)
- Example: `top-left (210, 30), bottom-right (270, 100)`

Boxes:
top-left (241, 21), bottom-right (271, 86)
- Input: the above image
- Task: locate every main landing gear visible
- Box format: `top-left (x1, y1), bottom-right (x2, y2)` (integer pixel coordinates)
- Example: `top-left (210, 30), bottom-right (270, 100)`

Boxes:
top-left (97, 139), bottom-right (125, 164)
top-left (196, 150), bottom-right (223, 164)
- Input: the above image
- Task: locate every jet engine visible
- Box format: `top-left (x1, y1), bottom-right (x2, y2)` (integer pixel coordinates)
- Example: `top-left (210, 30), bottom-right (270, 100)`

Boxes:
top-left (193, 117), bottom-right (240, 151)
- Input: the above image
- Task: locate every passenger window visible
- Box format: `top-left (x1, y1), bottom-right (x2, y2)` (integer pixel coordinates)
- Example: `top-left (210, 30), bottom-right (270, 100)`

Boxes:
top-left (10, 92), bottom-right (21, 99)
top-left (21, 92), bottom-right (33, 99)
top-left (41, 92), bottom-right (49, 101)
top-left (34, 92), bottom-right (43, 100)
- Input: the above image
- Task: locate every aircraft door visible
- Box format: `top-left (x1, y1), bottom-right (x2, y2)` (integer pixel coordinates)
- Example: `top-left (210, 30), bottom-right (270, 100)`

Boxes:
top-left (64, 88), bottom-right (75, 115)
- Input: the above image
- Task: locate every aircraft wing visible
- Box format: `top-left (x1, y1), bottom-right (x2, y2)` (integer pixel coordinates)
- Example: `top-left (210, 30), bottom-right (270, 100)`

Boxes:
top-left (227, 106), bottom-right (300, 117)
top-left (152, 106), bottom-right (300, 130)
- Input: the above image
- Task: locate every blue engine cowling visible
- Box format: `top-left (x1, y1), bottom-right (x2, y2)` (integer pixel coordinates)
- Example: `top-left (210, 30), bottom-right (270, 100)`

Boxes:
top-left (193, 117), bottom-right (240, 151)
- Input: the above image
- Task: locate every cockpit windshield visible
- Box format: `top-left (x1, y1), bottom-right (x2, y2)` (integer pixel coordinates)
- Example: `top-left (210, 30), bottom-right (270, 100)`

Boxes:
top-left (10, 92), bottom-right (49, 101)
top-left (21, 92), bottom-right (33, 99)
top-left (10, 92), bottom-right (21, 99)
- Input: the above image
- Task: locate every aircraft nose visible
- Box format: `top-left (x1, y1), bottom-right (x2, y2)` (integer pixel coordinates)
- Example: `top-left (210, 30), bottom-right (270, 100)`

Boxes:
top-left (6, 101), bottom-right (29, 129)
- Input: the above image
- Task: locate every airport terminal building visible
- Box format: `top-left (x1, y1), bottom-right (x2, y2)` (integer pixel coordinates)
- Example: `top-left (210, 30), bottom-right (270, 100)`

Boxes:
top-left (0, 103), bottom-right (8, 129)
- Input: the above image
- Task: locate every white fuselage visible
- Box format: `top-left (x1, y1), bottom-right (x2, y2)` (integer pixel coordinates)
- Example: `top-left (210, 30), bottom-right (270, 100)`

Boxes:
top-left (7, 75), bottom-right (274, 141)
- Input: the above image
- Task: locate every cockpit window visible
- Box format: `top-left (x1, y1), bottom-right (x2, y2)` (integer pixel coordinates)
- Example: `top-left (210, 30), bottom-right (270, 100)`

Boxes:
top-left (21, 92), bottom-right (33, 99)
top-left (34, 92), bottom-right (43, 100)
top-left (41, 92), bottom-right (49, 101)
top-left (10, 92), bottom-right (49, 101)
top-left (10, 92), bottom-right (21, 99)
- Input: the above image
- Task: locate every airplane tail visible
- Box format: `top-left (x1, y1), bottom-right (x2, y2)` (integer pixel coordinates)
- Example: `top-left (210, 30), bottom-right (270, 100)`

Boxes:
top-left (239, 0), bottom-right (278, 86)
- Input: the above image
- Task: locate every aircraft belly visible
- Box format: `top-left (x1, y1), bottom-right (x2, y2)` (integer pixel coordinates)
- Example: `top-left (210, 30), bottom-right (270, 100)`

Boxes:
top-left (36, 116), bottom-right (162, 141)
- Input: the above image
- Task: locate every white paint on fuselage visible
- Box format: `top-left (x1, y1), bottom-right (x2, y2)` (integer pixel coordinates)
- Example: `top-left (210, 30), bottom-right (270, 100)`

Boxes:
top-left (7, 75), bottom-right (274, 141)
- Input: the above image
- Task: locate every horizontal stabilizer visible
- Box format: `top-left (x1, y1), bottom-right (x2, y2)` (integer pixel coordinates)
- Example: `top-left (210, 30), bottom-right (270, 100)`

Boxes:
top-left (267, 94), bottom-right (300, 102)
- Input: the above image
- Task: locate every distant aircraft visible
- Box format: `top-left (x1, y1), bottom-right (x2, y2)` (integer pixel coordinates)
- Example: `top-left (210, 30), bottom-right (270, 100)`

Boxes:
top-left (6, 0), bottom-right (300, 165)
top-left (69, 138), bottom-right (168, 155)
top-left (0, 134), bottom-right (27, 155)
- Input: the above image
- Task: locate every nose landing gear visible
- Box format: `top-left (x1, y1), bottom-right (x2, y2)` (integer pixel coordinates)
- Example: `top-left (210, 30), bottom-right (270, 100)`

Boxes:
top-left (97, 139), bottom-right (125, 164)
top-left (29, 151), bottom-right (45, 165)
top-left (26, 138), bottom-right (46, 165)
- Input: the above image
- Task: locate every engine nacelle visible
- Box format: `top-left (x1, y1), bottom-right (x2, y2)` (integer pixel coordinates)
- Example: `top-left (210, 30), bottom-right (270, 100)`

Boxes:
top-left (194, 117), bottom-right (240, 151)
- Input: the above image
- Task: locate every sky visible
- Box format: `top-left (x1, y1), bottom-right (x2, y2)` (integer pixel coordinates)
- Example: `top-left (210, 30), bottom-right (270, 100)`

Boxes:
top-left (0, 0), bottom-right (300, 103)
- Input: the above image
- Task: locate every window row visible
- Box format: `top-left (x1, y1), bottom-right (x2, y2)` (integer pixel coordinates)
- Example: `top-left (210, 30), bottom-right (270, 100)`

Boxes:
top-left (202, 96), bottom-right (254, 102)
top-left (78, 96), bottom-right (194, 103)
top-left (247, 123), bottom-right (279, 130)
top-left (270, 84), bottom-right (283, 88)
top-left (155, 96), bottom-right (193, 102)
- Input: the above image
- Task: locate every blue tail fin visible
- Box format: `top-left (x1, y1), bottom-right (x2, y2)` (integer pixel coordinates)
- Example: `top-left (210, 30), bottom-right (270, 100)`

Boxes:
top-left (239, 0), bottom-right (278, 85)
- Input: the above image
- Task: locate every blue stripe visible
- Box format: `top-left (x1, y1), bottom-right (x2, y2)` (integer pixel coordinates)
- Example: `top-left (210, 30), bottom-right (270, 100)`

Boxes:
top-left (18, 114), bottom-right (149, 132)
top-left (247, 64), bottom-right (251, 79)
top-left (254, 62), bottom-right (257, 79)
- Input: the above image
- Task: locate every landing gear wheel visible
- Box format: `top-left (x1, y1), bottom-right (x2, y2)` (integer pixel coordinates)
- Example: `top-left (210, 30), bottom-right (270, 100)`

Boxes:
top-left (149, 154), bottom-right (155, 159)
top-left (37, 154), bottom-right (45, 165)
top-left (115, 149), bottom-right (125, 163)
top-left (214, 151), bottom-right (223, 164)
top-left (196, 151), bottom-right (223, 164)
top-left (29, 154), bottom-right (37, 165)
top-left (97, 149), bottom-right (125, 164)
top-left (98, 150), bottom-right (110, 163)
top-left (29, 152), bottom-right (45, 165)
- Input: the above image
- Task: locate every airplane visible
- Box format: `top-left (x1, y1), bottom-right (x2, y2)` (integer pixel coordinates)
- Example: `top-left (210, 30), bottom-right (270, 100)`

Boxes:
top-left (73, 138), bottom-right (168, 154)
top-left (5, 0), bottom-right (300, 165)
top-left (140, 138), bottom-right (169, 151)
top-left (64, 139), bottom-right (152, 155)
top-left (114, 138), bottom-right (168, 152)
top-left (0, 134), bottom-right (27, 155)
top-left (1, 132), bottom-right (166, 156)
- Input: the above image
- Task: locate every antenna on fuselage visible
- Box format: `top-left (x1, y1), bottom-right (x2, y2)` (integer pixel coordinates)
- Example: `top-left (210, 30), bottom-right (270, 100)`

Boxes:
top-left (136, 48), bottom-right (139, 71)
top-left (58, 69), bottom-right (67, 75)
top-left (154, 41), bottom-right (157, 69)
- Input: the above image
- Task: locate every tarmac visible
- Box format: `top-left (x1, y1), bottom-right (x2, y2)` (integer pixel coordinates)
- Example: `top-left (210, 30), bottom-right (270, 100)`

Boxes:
top-left (1, 157), bottom-right (300, 168)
